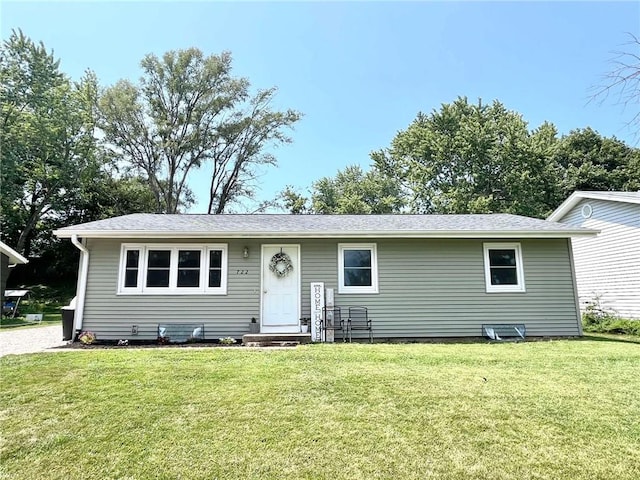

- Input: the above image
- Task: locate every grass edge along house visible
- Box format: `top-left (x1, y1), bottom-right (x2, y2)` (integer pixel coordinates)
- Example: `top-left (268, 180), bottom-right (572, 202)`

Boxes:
top-left (53, 213), bottom-right (596, 342)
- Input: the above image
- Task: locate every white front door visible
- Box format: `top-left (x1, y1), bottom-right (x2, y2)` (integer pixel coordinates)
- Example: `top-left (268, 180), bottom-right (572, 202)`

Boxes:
top-left (261, 245), bottom-right (300, 333)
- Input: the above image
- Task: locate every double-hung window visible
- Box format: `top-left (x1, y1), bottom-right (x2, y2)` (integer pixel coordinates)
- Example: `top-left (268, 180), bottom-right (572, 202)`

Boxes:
top-left (483, 242), bottom-right (525, 293)
top-left (119, 244), bottom-right (227, 295)
top-left (338, 243), bottom-right (379, 294)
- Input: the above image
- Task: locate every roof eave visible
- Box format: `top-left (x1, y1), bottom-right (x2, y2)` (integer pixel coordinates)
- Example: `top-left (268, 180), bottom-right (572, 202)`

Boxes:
top-left (0, 243), bottom-right (28, 264)
top-left (548, 191), bottom-right (640, 221)
top-left (53, 229), bottom-right (598, 239)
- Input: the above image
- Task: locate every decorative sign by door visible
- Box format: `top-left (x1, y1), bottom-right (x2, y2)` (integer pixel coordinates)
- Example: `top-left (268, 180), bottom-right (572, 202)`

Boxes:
top-left (310, 282), bottom-right (324, 342)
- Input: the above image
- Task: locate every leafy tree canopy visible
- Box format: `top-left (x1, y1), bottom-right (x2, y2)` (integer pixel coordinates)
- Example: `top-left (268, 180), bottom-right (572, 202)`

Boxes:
top-left (1, 29), bottom-right (99, 256)
top-left (99, 48), bottom-right (302, 214)
top-left (281, 165), bottom-right (405, 214)
top-left (371, 97), bottom-right (640, 218)
top-left (1, 31), bottom-right (159, 286)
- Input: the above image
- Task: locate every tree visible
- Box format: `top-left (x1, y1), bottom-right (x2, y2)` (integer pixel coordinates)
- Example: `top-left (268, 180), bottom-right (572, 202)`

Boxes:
top-left (280, 186), bottom-right (310, 214)
top-left (280, 165), bottom-right (405, 214)
top-left (1, 30), bottom-right (99, 256)
top-left (590, 33), bottom-right (640, 140)
top-left (99, 48), bottom-right (301, 214)
top-left (371, 97), bottom-right (640, 217)
top-left (371, 97), bottom-right (562, 217)
top-left (554, 127), bottom-right (640, 194)
top-left (1, 31), bottom-right (161, 289)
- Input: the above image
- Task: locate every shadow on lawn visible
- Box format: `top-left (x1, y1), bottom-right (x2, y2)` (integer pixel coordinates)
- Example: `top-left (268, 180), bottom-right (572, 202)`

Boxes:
top-left (580, 334), bottom-right (640, 345)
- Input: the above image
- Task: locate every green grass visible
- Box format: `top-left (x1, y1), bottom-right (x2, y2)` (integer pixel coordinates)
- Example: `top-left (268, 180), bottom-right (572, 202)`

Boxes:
top-left (0, 303), bottom-right (62, 329)
top-left (1, 339), bottom-right (639, 480)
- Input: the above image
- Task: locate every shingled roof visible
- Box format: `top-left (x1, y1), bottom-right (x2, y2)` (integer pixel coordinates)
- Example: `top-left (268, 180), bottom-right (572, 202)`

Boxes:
top-left (53, 213), bottom-right (596, 239)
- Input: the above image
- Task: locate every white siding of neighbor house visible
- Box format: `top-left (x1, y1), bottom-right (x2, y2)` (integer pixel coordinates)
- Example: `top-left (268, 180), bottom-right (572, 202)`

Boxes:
top-left (80, 237), bottom-right (580, 340)
top-left (559, 198), bottom-right (640, 319)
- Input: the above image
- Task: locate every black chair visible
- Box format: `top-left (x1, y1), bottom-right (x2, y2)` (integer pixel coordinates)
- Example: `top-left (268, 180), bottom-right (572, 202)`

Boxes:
top-left (321, 306), bottom-right (345, 342)
top-left (347, 307), bottom-right (373, 343)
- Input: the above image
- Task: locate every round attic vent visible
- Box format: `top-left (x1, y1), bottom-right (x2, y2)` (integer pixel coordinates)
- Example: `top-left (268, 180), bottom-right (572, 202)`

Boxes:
top-left (581, 204), bottom-right (593, 219)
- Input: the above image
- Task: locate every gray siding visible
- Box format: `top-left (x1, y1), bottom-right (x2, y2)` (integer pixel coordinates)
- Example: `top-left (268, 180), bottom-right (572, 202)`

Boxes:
top-left (559, 199), bottom-right (640, 319)
top-left (82, 237), bottom-right (580, 340)
top-left (83, 238), bottom-right (263, 340)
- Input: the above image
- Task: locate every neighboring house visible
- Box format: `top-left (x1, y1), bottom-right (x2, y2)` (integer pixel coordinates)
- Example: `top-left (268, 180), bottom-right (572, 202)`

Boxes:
top-left (53, 213), bottom-right (595, 341)
top-left (548, 191), bottom-right (640, 320)
top-left (0, 241), bottom-right (28, 309)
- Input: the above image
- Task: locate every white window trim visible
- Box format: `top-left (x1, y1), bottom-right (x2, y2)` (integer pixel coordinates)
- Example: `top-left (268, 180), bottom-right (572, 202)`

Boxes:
top-left (117, 243), bottom-right (228, 295)
top-left (338, 243), bottom-right (379, 294)
top-left (483, 242), bottom-right (526, 293)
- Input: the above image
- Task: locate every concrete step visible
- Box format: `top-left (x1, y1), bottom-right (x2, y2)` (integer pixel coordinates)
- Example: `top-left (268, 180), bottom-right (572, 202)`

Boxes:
top-left (242, 333), bottom-right (312, 347)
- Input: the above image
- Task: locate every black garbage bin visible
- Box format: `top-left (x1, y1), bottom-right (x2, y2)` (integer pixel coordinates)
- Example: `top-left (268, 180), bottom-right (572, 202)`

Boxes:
top-left (61, 307), bottom-right (75, 341)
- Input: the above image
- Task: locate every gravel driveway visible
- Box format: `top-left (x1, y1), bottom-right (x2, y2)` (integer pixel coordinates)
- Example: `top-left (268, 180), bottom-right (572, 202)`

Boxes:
top-left (0, 325), bottom-right (68, 357)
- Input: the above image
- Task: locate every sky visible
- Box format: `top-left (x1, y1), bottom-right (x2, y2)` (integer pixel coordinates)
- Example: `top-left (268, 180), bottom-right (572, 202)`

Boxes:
top-left (2, 1), bottom-right (638, 213)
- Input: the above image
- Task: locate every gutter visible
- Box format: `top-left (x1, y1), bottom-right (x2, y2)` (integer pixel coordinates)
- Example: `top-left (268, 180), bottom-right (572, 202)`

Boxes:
top-left (70, 235), bottom-right (89, 334)
top-left (53, 229), bottom-right (600, 239)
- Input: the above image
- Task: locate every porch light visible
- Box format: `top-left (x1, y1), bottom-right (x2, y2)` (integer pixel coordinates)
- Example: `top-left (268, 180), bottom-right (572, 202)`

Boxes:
top-left (243, 246), bottom-right (250, 258)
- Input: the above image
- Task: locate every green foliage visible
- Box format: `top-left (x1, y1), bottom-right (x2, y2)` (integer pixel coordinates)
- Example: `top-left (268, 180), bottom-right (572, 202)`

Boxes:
top-left (99, 48), bottom-right (301, 214)
top-left (582, 305), bottom-right (639, 337)
top-left (280, 185), bottom-right (310, 214)
top-left (0, 301), bottom-right (63, 329)
top-left (281, 165), bottom-right (405, 214)
top-left (555, 127), bottom-right (640, 193)
top-left (581, 297), bottom-right (640, 335)
top-left (583, 316), bottom-right (640, 336)
top-left (1, 31), bottom-right (160, 281)
top-left (371, 97), bottom-right (640, 217)
top-left (1, 30), bottom-right (100, 255)
top-left (20, 300), bottom-right (46, 315)
top-left (371, 97), bottom-right (560, 216)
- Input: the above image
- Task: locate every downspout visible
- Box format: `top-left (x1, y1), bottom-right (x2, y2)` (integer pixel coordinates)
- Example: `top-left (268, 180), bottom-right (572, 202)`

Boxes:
top-left (71, 235), bottom-right (89, 334)
top-left (567, 238), bottom-right (583, 336)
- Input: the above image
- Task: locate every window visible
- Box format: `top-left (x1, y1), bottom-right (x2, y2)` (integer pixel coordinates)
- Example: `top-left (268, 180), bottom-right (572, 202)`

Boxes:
top-left (118, 244), bottom-right (227, 295)
top-left (338, 243), bottom-right (378, 294)
top-left (208, 249), bottom-right (223, 288)
top-left (177, 250), bottom-right (201, 288)
top-left (483, 243), bottom-right (525, 293)
top-left (123, 250), bottom-right (140, 288)
top-left (146, 250), bottom-right (171, 287)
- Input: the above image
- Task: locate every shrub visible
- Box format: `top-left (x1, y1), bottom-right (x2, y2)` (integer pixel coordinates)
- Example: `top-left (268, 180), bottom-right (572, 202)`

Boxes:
top-left (582, 298), bottom-right (639, 335)
top-left (587, 318), bottom-right (640, 336)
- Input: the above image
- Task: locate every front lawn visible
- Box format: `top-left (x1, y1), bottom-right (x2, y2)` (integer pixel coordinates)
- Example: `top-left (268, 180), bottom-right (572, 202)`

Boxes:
top-left (1, 339), bottom-right (639, 479)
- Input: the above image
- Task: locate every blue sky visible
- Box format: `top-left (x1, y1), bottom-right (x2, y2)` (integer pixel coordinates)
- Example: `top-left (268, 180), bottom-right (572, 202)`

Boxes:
top-left (2, 1), bottom-right (638, 212)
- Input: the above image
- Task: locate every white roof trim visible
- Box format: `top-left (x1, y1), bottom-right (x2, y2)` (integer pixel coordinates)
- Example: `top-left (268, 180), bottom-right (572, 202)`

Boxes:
top-left (53, 229), bottom-right (597, 239)
top-left (548, 191), bottom-right (640, 221)
top-left (0, 241), bottom-right (28, 265)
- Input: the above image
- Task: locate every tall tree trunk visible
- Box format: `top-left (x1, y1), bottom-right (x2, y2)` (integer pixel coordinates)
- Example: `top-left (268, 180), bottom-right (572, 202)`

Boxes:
top-left (15, 206), bottom-right (41, 256)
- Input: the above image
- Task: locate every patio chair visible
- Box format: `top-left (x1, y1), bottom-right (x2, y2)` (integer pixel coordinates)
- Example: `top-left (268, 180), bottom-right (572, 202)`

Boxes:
top-left (347, 306), bottom-right (373, 343)
top-left (321, 306), bottom-right (345, 342)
